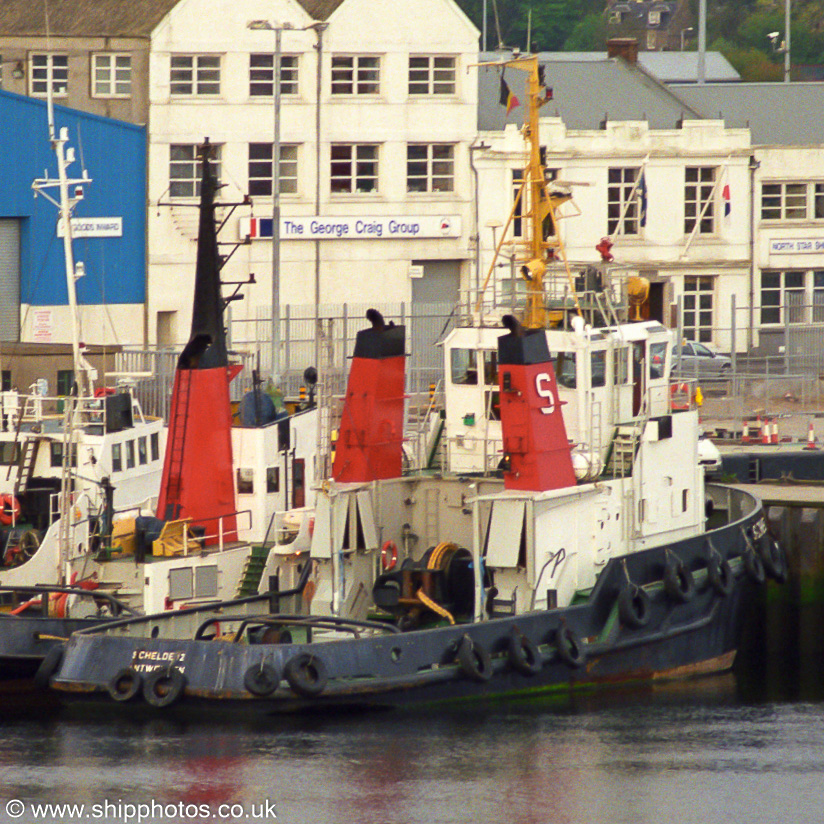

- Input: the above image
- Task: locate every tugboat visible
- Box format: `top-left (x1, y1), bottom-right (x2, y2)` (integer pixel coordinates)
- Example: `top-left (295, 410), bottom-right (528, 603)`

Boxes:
top-left (48, 57), bottom-right (786, 711)
top-left (0, 130), bottom-right (316, 689)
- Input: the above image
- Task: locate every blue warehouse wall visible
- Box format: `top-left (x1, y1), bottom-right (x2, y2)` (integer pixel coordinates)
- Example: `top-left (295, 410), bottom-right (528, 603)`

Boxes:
top-left (0, 90), bottom-right (145, 306)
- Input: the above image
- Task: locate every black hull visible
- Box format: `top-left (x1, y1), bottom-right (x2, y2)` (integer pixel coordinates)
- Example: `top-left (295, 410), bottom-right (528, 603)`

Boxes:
top-left (52, 489), bottom-right (783, 713)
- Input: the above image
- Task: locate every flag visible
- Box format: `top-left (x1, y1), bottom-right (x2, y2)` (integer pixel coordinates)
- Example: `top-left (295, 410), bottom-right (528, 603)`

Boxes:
top-left (499, 75), bottom-right (519, 115)
top-left (638, 171), bottom-right (647, 228)
top-left (722, 184), bottom-right (731, 216)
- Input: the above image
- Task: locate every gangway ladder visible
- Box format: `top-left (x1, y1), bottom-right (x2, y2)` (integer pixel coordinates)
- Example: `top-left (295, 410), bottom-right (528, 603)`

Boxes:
top-left (14, 437), bottom-right (43, 498)
top-left (161, 369), bottom-right (193, 519)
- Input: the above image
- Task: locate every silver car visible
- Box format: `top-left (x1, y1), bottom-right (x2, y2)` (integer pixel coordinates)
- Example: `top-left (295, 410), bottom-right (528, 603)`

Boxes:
top-left (672, 341), bottom-right (731, 379)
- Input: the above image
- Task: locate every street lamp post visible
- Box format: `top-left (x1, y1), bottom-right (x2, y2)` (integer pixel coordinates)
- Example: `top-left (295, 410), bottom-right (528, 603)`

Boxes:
top-left (248, 19), bottom-right (293, 382)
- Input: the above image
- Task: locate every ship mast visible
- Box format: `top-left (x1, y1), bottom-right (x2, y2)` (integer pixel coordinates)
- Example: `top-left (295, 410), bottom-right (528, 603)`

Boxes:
top-left (475, 55), bottom-right (582, 328)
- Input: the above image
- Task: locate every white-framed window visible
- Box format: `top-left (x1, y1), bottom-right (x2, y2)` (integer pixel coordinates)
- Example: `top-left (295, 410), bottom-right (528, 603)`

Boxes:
top-left (170, 55), bottom-right (220, 96)
top-left (31, 53), bottom-right (68, 97)
top-left (512, 167), bottom-right (559, 239)
top-left (683, 276), bottom-right (714, 342)
top-left (761, 181), bottom-right (824, 221)
top-left (608, 167), bottom-right (642, 236)
top-left (761, 269), bottom-right (824, 325)
top-left (248, 143), bottom-right (299, 196)
top-left (330, 144), bottom-right (378, 194)
top-left (92, 53), bottom-right (131, 97)
top-left (249, 54), bottom-right (298, 97)
top-left (408, 55), bottom-right (456, 95)
top-left (407, 144), bottom-right (454, 193)
top-left (169, 144), bottom-right (222, 198)
top-left (685, 166), bottom-right (717, 235)
top-left (331, 55), bottom-right (379, 95)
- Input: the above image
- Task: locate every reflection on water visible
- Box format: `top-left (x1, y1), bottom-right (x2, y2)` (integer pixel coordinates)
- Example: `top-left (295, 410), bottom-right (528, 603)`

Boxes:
top-left (1, 676), bottom-right (823, 824)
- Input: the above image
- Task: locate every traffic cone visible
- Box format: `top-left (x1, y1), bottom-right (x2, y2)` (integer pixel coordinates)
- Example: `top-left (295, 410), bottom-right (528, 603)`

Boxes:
top-left (805, 419), bottom-right (818, 450)
top-left (770, 419), bottom-right (779, 444)
top-left (761, 417), bottom-right (770, 445)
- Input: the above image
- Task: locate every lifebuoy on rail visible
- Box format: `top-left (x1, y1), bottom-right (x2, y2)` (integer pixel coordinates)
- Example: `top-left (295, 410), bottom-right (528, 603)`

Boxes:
top-left (0, 494), bottom-right (21, 526)
top-left (381, 540), bottom-right (399, 571)
top-left (669, 383), bottom-right (690, 411)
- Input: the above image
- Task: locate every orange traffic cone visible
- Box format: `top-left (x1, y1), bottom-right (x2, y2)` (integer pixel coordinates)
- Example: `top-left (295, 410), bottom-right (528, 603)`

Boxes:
top-left (805, 419), bottom-right (818, 450)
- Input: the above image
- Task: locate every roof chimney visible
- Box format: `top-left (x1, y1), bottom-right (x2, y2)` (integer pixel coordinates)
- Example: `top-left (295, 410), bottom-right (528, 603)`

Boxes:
top-left (607, 37), bottom-right (639, 65)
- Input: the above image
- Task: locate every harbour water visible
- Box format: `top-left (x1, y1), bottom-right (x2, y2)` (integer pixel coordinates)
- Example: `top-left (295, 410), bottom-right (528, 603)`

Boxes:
top-left (1, 676), bottom-right (822, 824)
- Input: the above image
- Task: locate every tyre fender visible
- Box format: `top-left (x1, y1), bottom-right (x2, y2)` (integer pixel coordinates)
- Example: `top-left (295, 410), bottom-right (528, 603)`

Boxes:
top-left (707, 556), bottom-right (734, 597)
top-left (143, 667), bottom-right (186, 708)
top-left (456, 634), bottom-right (493, 682)
top-left (507, 628), bottom-right (542, 676)
top-left (555, 625), bottom-right (586, 668)
top-left (618, 584), bottom-right (651, 628)
top-left (663, 556), bottom-right (695, 603)
top-left (108, 667), bottom-right (143, 702)
top-left (33, 644), bottom-right (63, 690)
top-left (284, 653), bottom-right (328, 697)
top-left (244, 662), bottom-right (281, 697)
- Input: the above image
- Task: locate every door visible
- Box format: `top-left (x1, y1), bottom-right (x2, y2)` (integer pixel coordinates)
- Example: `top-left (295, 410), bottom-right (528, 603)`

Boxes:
top-left (292, 458), bottom-right (305, 509)
top-left (0, 220), bottom-right (21, 341)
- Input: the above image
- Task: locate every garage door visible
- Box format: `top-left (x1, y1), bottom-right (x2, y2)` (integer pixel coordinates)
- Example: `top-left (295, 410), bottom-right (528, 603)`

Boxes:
top-left (0, 220), bottom-right (20, 341)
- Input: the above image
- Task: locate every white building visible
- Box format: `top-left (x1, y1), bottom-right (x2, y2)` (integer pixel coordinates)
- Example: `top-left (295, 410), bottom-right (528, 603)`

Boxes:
top-left (147, 0), bottom-right (479, 358)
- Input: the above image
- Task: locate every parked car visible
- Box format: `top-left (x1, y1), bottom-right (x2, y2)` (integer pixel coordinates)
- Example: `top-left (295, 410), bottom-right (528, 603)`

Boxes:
top-left (672, 341), bottom-right (732, 379)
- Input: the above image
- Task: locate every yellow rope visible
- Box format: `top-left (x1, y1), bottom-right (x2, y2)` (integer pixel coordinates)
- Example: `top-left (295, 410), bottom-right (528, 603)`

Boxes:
top-left (415, 587), bottom-right (455, 625)
top-left (427, 541), bottom-right (457, 570)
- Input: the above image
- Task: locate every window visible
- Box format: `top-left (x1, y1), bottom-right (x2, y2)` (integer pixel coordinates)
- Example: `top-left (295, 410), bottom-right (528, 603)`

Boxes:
top-left (761, 181), bottom-right (824, 221)
top-left (266, 467), bottom-right (280, 493)
top-left (250, 54), bottom-right (298, 96)
top-left (408, 56), bottom-right (456, 95)
top-left (125, 440), bottom-right (135, 469)
top-left (608, 167), bottom-right (642, 236)
top-left (138, 436), bottom-right (147, 465)
top-left (237, 468), bottom-right (253, 495)
top-left (761, 269), bottom-right (824, 325)
top-left (169, 144), bottom-right (222, 198)
top-left (555, 352), bottom-right (576, 388)
top-left (195, 566), bottom-right (218, 599)
top-left (1, 370), bottom-right (10, 391)
top-left (112, 443), bottom-right (122, 473)
top-left (50, 442), bottom-right (76, 468)
top-left (150, 432), bottom-right (159, 462)
top-left (170, 55), bottom-right (220, 96)
top-left (0, 444), bottom-right (20, 466)
top-left (450, 349), bottom-right (477, 385)
top-left (56, 370), bottom-right (74, 395)
top-left (248, 143), bottom-right (298, 196)
top-left (92, 53), bottom-right (131, 97)
top-left (683, 276), bottom-right (714, 342)
top-left (684, 167), bottom-right (717, 235)
top-left (407, 144), bottom-right (454, 193)
top-left (330, 144), bottom-right (378, 194)
top-left (31, 54), bottom-right (68, 96)
top-left (482, 351), bottom-right (498, 386)
top-left (331, 55), bottom-right (379, 95)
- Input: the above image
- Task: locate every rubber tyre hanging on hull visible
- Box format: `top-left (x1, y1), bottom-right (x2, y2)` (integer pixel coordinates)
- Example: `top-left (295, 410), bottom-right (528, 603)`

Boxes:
top-left (456, 634), bottom-right (493, 682)
top-left (759, 536), bottom-right (787, 583)
top-left (507, 628), bottom-right (542, 676)
top-left (618, 584), bottom-right (651, 628)
top-left (108, 667), bottom-right (143, 702)
top-left (744, 551), bottom-right (766, 584)
top-left (284, 653), bottom-right (328, 697)
top-left (143, 667), bottom-right (186, 708)
top-left (244, 662), bottom-right (281, 697)
top-left (663, 557), bottom-right (696, 604)
top-left (33, 645), bottom-right (63, 690)
top-left (555, 626), bottom-right (586, 668)
top-left (707, 556), bottom-right (734, 597)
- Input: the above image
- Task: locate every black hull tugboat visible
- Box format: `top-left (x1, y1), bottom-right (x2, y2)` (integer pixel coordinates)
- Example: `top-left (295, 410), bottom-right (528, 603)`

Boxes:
top-left (47, 56), bottom-right (786, 713)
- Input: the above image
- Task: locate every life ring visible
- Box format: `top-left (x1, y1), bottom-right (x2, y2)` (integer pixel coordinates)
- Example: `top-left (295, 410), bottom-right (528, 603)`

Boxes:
top-left (142, 667), bottom-right (186, 708)
top-left (507, 628), bottom-right (542, 676)
top-left (33, 645), bottom-right (64, 690)
top-left (663, 556), bottom-right (695, 603)
top-left (244, 662), bottom-right (281, 697)
top-left (707, 556), bottom-right (734, 596)
top-left (618, 584), bottom-right (651, 628)
top-left (455, 634), bottom-right (493, 682)
top-left (669, 383), bottom-right (690, 411)
top-left (758, 535), bottom-right (787, 583)
top-left (108, 667), bottom-right (143, 702)
top-left (0, 494), bottom-right (22, 526)
top-left (555, 625), bottom-right (586, 668)
top-left (743, 550), bottom-right (766, 584)
top-left (284, 653), bottom-right (328, 697)
top-left (381, 540), bottom-right (399, 571)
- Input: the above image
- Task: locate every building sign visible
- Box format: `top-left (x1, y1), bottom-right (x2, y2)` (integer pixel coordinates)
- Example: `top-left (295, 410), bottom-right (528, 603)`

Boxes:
top-left (239, 215), bottom-right (461, 241)
top-left (32, 309), bottom-right (53, 343)
top-left (769, 238), bottom-right (824, 254)
top-left (57, 217), bottom-right (123, 238)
